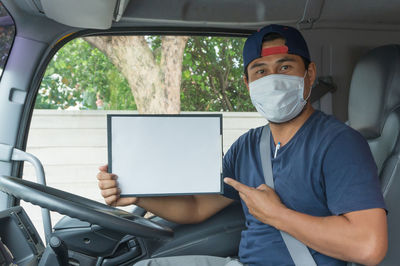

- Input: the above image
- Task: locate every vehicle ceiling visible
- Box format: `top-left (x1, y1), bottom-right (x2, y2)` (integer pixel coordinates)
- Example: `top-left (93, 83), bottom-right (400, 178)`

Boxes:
top-left (13, 0), bottom-right (400, 31)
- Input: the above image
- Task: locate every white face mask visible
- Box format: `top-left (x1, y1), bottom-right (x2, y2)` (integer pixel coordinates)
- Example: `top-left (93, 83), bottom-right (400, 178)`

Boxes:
top-left (249, 72), bottom-right (311, 123)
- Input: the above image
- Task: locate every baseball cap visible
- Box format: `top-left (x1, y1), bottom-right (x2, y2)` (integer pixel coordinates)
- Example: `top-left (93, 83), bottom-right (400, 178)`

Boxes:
top-left (243, 24), bottom-right (310, 71)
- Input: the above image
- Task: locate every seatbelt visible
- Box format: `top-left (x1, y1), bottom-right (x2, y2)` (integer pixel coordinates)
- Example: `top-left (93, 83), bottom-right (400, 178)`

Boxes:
top-left (259, 125), bottom-right (317, 266)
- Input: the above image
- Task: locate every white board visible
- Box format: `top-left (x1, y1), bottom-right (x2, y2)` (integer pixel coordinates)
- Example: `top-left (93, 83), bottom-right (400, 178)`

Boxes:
top-left (108, 115), bottom-right (223, 196)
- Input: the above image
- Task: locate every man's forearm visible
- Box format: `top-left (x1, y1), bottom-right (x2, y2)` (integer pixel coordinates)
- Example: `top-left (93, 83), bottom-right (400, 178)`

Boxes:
top-left (274, 208), bottom-right (387, 265)
top-left (136, 195), bottom-right (199, 224)
top-left (136, 194), bottom-right (233, 224)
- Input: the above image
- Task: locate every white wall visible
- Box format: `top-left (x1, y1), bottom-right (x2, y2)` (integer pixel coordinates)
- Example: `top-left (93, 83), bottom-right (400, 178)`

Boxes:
top-left (21, 110), bottom-right (266, 241)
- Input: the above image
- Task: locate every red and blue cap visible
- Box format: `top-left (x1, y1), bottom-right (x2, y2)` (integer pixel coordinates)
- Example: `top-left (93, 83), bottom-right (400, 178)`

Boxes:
top-left (243, 24), bottom-right (310, 71)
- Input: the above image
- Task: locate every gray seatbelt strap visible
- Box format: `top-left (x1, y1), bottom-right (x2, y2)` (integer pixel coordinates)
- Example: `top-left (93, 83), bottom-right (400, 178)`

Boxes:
top-left (259, 125), bottom-right (317, 266)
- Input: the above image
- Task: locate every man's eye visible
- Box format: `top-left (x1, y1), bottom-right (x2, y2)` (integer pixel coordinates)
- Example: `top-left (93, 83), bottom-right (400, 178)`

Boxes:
top-left (280, 65), bottom-right (289, 71)
top-left (256, 69), bottom-right (265, 74)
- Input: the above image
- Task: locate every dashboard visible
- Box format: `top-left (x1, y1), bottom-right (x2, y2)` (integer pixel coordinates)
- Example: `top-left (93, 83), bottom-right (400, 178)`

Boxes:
top-left (0, 202), bottom-right (244, 265)
top-left (0, 206), bottom-right (44, 265)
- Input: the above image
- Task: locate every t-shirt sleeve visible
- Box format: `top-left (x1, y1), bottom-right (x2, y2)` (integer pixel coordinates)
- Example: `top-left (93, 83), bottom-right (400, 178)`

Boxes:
top-left (222, 142), bottom-right (240, 201)
top-left (323, 128), bottom-right (386, 215)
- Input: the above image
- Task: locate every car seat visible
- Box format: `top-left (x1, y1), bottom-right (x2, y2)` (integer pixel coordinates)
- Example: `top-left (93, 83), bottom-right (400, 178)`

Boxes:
top-left (348, 44), bottom-right (400, 266)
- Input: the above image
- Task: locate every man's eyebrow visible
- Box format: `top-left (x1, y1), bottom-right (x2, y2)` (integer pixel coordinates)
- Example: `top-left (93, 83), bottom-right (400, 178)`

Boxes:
top-left (275, 57), bottom-right (297, 64)
top-left (249, 56), bottom-right (298, 70)
top-left (249, 62), bottom-right (267, 70)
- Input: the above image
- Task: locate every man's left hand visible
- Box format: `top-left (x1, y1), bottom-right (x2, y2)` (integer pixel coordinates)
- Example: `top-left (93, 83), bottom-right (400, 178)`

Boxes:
top-left (224, 177), bottom-right (286, 227)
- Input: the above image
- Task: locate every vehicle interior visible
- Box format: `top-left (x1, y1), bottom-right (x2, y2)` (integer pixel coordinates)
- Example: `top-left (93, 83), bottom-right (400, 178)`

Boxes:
top-left (0, 0), bottom-right (400, 265)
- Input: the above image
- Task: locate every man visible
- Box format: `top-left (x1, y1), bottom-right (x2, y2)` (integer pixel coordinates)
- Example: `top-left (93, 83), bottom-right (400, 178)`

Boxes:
top-left (97, 24), bottom-right (387, 266)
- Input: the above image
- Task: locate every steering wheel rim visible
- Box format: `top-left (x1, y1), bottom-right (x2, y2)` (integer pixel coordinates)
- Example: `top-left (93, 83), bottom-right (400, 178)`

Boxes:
top-left (0, 175), bottom-right (173, 239)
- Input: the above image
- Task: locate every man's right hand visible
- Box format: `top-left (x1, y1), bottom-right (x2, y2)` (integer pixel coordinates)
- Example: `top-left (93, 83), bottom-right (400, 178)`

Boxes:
top-left (97, 165), bottom-right (138, 207)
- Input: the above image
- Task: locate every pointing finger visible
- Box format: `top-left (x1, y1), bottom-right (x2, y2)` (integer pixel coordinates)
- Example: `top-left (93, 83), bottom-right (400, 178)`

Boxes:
top-left (224, 177), bottom-right (252, 195)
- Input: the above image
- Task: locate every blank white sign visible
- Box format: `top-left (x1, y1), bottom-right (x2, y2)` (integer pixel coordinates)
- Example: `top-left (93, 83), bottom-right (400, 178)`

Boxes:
top-left (108, 115), bottom-right (222, 196)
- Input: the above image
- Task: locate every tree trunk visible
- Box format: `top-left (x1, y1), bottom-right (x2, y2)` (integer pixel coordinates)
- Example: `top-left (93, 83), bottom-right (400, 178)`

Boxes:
top-left (84, 36), bottom-right (188, 114)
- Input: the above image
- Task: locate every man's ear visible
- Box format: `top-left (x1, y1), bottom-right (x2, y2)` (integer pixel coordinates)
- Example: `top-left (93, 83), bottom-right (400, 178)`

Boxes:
top-left (307, 62), bottom-right (317, 87)
top-left (243, 75), bottom-right (249, 91)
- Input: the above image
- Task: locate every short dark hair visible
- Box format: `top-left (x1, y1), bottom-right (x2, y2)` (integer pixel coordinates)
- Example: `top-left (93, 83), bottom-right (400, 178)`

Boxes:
top-left (244, 33), bottom-right (310, 80)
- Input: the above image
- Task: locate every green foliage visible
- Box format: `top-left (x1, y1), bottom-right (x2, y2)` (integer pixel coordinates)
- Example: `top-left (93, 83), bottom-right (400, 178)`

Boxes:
top-left (35, 38), bottom-right (136, 110)
top-left (36, 36), bottom-right (254, 112)
top-left (145, 36), bottom-right (162, 63)
top-left (181, 36), bottom-right (254, 111)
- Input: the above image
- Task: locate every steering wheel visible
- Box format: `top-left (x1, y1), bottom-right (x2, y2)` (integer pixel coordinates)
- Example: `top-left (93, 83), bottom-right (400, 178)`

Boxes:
top-left (0, 175), bottom-right (173, 239)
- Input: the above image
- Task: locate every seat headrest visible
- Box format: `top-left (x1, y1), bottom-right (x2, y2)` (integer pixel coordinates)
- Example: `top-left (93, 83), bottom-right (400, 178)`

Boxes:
top-left (348, 45), bottom-right (400, 139)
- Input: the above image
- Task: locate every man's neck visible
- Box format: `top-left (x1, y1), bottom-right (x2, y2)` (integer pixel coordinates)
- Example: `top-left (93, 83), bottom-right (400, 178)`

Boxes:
top-left (269, 105), bottom-right (315, 146)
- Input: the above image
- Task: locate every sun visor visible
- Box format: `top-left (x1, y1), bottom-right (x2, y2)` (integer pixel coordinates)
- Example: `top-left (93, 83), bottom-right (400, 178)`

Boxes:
top-left (41, 0), bottom-right (130, 29)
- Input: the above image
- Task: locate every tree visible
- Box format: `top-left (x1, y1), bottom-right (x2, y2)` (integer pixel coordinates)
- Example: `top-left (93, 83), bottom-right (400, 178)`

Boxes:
top-left (35, 35), bottom-right (254, 112)
top-left (181, 36), bottom-right (253, 112)
top-left (36, 38), bottom-right (135, 110)
top-left (84, 36), bottom-right (188, 114)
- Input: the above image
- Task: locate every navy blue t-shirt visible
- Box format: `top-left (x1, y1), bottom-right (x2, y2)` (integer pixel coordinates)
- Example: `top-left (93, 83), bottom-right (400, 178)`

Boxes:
top-left (223, 110), bottom-right (386, 266)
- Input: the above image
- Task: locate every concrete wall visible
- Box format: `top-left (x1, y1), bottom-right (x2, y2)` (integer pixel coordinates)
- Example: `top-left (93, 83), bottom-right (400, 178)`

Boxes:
top-left (21, 110), bottom-right (266, 241)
